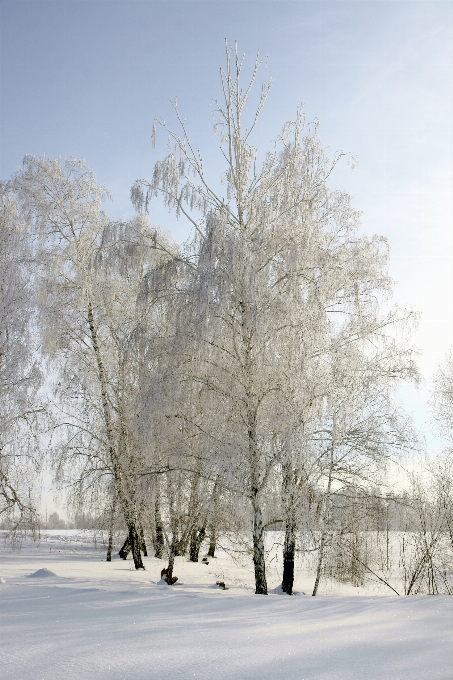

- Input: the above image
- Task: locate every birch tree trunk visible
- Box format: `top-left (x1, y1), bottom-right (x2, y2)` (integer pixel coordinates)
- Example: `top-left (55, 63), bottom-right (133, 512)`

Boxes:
top-left (119, 535), bottom-right (131, 560)
top-left (281, 463), bottom-right (297, 595)
top-left (106, 492), bottom-right (117, 562)
top-left (189, 526), bottom-right (206, 562)
top-left (249, 406), bottom-right (267, 594)
top-left (207, 481), bottom-right (220, 557)
top-left (154, 491), bottom-right (165, 559)
top-left (128, 522), bottom-right (145, 570)
top-left (246, 384), bottom-right (267, 594)
top-left (251, 487), bottom-right (267, 594)
top-left (207, 528), bottom-right (217, 558)
top-left (87, 301), bottom-right (144, 570)
top-left (312, 436), bottom-right (335, 596)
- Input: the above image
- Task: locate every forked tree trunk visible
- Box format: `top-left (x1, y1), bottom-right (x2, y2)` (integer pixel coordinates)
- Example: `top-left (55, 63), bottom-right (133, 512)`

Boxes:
top-left (167, 484), bottom-right (190, 557)
top-left (118, 524), bottom-right (145, 569)
top-left (87, 302), bottom-right (144, 570)
top-left (119, 534), bottom-right (131, 559)
top-left (173, 534), bottom-right (189, 556)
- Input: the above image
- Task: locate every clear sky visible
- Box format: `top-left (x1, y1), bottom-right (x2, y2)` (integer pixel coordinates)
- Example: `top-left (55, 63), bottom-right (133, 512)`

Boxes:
top-left (1, 0), bottom-right (452, 458)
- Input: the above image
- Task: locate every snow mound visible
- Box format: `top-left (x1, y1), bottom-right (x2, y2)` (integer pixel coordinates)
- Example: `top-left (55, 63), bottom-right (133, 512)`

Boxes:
top-left (26, 568), bottom-right (58, 579)
top-left (0, 576), bottom-right (6, 584)
top-left (157, 577), bottom-right (184, 586)
top-left (270, 584), bottom-right (305, 595)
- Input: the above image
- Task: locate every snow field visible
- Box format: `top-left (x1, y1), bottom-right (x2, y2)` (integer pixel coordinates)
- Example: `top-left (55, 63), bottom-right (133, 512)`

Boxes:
top-left (1, 531), bottom-right (452, 679)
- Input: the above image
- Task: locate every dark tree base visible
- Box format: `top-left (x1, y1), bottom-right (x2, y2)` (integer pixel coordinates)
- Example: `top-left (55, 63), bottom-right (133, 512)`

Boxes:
top-left (119, 535), bottom-right (131, 560)
top-left (189, 527), bottom-right (206, 562)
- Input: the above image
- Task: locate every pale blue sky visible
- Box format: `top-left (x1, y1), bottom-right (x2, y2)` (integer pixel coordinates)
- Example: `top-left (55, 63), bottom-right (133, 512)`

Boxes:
top-left (2, 0), bottom-right (452, 449)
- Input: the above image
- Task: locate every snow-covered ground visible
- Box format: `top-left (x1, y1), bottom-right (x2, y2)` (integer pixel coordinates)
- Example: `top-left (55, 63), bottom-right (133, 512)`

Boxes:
top-left (1, 531), bottom-right (452, 679)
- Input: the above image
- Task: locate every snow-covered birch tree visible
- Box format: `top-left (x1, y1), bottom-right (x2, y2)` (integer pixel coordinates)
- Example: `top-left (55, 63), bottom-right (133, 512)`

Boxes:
top-left (310, 365), bottom-right (418, 596)
top-left (0, 183), bottom-right (45, 529)
top-left (131, 42), bottom-right (419, 592)
top-left (14, 156), bottom-right (179, 567)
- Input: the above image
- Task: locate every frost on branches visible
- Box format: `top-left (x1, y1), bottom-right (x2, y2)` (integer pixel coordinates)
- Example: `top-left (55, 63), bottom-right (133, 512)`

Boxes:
top-left (4, 45), bottom-right (436, 596)
top-left (0, 183), bottom-right (45, 532)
